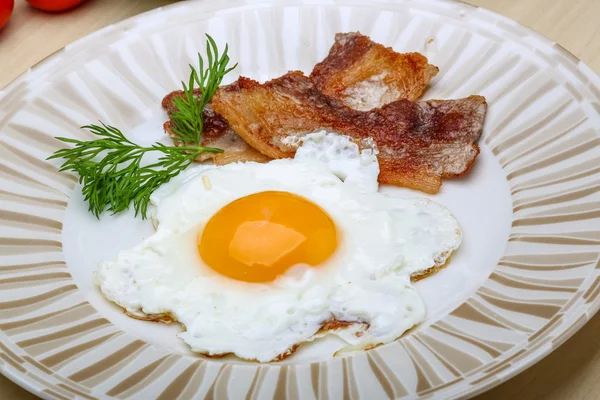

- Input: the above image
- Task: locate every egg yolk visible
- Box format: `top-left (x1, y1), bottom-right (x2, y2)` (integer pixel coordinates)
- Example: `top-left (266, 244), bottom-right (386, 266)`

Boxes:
top-left (199, 191), bottom-right (338, 282)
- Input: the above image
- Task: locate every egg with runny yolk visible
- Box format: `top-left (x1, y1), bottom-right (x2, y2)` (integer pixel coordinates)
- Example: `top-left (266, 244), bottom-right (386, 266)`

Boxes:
top-left (199, 191), bottom-right (338, 282)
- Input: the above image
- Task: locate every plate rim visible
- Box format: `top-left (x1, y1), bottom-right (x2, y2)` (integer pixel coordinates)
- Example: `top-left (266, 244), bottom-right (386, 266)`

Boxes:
top-left (1, 0), bottom-right (599, 398)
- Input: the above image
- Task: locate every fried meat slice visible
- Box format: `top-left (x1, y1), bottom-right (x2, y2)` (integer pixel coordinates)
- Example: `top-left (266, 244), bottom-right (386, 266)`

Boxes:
top-left (310, 32), bottom-right (439, 110)
top-left (211, 72), bottom-right (486, 193)
top-left (161, 90), bottom-right (270, 164)
top-left (162, 32), bottom-right (438, 165)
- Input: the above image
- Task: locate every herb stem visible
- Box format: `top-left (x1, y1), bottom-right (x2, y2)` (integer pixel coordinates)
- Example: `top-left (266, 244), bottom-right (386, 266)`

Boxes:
top-left (48, 34), bottom-right (236, 219)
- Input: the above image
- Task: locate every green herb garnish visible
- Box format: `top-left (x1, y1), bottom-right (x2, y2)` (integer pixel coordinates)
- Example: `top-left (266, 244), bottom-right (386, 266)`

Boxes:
top-left (170, 36), bottom-right (236, 145)
top-left (48, 35), bottom-right (237, 219)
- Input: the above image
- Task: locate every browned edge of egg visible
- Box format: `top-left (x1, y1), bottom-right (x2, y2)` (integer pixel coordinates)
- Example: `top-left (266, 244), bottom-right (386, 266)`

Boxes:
top-left (117, 250), bottom-right (457, 361)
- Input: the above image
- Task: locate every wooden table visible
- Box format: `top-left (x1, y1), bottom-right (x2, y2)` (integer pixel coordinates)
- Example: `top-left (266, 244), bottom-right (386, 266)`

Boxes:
top-left (1, 0), bottom-right (599, 398)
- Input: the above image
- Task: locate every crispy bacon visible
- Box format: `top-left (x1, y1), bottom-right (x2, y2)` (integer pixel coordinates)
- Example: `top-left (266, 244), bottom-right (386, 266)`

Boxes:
top-left (211, 72), bottom-right (486, 193)
top-left (161, 90), bottom-right (269, 164)
top-left (311, 32), bottom-right (439, 110)
top-left (161, 32), bottom-right (439, 166)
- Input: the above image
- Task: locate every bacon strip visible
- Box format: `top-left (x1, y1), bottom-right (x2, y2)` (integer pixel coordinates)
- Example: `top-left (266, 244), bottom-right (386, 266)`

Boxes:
top-left (161, 90), bottom-right (269, 164)
top-left (162, 32), bottom-right (439, 165)
top-left (211, 72), bottom-right (486, 193)
top-left (311, 32), bottom-right (439, 110)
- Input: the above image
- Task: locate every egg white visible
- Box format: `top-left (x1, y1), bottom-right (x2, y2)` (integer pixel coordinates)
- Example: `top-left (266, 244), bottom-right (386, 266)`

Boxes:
top-left (95, 132), bottom-right (462, 362)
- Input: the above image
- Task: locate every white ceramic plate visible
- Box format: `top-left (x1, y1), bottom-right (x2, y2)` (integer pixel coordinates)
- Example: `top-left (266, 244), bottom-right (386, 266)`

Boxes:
top-left (1, 0), bottom-right (600, 398)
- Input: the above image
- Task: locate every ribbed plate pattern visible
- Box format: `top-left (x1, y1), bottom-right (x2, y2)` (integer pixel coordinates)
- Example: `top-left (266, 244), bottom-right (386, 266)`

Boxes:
top-left (1, 0), bottom-right (599, 398)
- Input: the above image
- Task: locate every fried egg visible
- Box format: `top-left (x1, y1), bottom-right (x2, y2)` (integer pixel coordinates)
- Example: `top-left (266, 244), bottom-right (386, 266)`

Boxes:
top-left (94, 132), bottom-right (462, 362)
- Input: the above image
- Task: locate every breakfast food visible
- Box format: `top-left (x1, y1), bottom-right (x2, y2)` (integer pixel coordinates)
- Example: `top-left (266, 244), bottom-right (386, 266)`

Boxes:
top-left (95, 133), bottom-right (462, 362)
top-left (211, 71), bottom-right (486, 193)
top-left (162, 90), bottom-right (269, 164)
top-left (54, 32), bottom-right (486, 363)
top-left (311, 32), bottom-right (439, 110)
top-left (161, 31), bottom-right (440, 168)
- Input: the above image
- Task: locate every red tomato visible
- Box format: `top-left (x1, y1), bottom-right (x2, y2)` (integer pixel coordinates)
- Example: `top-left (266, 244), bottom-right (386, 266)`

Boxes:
top-left (26, 0), bottom-right (85, 12)
top-left (0, 0), bottom-right (14, 30)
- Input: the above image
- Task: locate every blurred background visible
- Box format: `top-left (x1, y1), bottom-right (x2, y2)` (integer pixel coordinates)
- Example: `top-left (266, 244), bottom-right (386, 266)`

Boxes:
top-left (0, 0), bottom-right (178, 87)
top-left (1, 0), bottom-right (600, 88)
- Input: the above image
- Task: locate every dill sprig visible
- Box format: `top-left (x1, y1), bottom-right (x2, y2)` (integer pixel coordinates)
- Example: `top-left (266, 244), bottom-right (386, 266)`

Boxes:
top-left (49, 123), bottom-right (221, 218)
top-left (48, 35), bottom-right (236, 219)
top-left (170, 35), bottom-right (237, 145)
